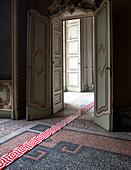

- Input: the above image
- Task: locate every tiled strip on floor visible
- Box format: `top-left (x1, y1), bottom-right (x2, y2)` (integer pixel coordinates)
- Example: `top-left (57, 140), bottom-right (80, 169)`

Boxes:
top-left (0, 102), bottom-right (94, 169)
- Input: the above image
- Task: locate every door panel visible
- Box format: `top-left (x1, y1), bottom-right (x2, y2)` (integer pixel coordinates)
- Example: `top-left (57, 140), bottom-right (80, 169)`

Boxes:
top-left (26, 10), bottom-right (51, 120)
top-left (94, 0), bottom-right (113, 131)
top-left (66, 19), bottom-right (81, 92)
top-left (52, 18), bottom-right (64, 114)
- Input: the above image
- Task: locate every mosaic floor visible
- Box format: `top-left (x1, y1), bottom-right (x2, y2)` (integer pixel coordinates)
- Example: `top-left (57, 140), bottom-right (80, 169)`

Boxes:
top-left (1, 127), bottom-right (131, 170)
top-left (0, 92), bottom-right (131, 169)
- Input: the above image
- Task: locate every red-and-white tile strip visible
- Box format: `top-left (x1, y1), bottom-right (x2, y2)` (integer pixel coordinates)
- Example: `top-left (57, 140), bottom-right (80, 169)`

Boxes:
top-left (0, 101), bottom-right (94, 169)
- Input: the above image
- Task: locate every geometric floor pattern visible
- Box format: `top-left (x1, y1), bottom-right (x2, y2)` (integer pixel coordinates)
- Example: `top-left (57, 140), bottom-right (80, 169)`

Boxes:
top-left (0, 92), bottom-right (131, 169)
top-left (0, 102), bottom-right (94, 169)
top-left (3, 128), bottom-right (131, 170)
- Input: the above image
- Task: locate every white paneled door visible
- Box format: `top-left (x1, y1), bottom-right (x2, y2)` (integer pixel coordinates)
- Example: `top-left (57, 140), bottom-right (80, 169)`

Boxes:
top-left (66, 19), bottom-right (81, 92)
top-left (26, 10), bottom-right (51, 120)
top-left (52, 18), bottom-right (64, 114)
top-left (94, 0), bottom-right (113, 131)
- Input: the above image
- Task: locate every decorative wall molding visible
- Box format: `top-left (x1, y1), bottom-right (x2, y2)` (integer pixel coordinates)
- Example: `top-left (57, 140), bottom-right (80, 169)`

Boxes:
top-left (97, 43), bottom-right (107, 57)
top-left (33, 48), bottom-right (45, 75)
top-left (97, 43), bottom-right (107, 77)
top-left (55, 93), bottom-right (61, 105)
top-left (48, 0), bottom-right (96, 17)
top-left (0, 81), bottom-right (12, 109)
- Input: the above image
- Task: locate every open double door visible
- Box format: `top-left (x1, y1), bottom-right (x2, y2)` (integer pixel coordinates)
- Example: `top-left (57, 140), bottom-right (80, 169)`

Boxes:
top-left (26, 10), bottom-right (63, 120)
top-left (26, 0), bottom-right (113, 131)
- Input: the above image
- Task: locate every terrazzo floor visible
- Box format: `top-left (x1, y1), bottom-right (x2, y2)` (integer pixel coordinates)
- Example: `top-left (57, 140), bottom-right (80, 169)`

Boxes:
top-left (0, 92), bottom-right (131, 169)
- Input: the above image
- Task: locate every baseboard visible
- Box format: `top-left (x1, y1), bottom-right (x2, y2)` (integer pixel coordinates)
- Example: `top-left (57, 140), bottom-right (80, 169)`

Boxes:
top-left (0, 110), bottom-right (11, 119)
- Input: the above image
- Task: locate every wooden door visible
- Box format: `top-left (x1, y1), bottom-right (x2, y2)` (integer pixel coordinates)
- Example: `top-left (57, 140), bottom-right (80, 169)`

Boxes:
top-left (52, 18), bottom-right (64, 114)
top-left (66, 19), bottom-right (81, 92)
top-left (94, 0), bottom-right (113, 131)
top-left (26, 10), bottom-right (51, 120)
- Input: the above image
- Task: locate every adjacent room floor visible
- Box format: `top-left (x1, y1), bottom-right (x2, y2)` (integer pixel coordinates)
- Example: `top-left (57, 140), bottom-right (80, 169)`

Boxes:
top-left (0, 92), bottom-right (131, 169)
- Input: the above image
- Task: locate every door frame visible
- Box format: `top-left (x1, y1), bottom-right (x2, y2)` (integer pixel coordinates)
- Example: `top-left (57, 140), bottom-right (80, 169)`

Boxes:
top-left (50, 10), bottom-right (95, 115)
top-left (64, 19), bottom-right (81, 92)
top-left (49, 0), bottom-right (113, 131)
top-left (11, 0), bottom-right (19, 119)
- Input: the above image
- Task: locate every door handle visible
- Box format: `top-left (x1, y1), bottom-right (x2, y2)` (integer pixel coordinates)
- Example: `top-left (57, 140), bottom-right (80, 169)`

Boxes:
top-left (106, 67), bottom-right (110, 70)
